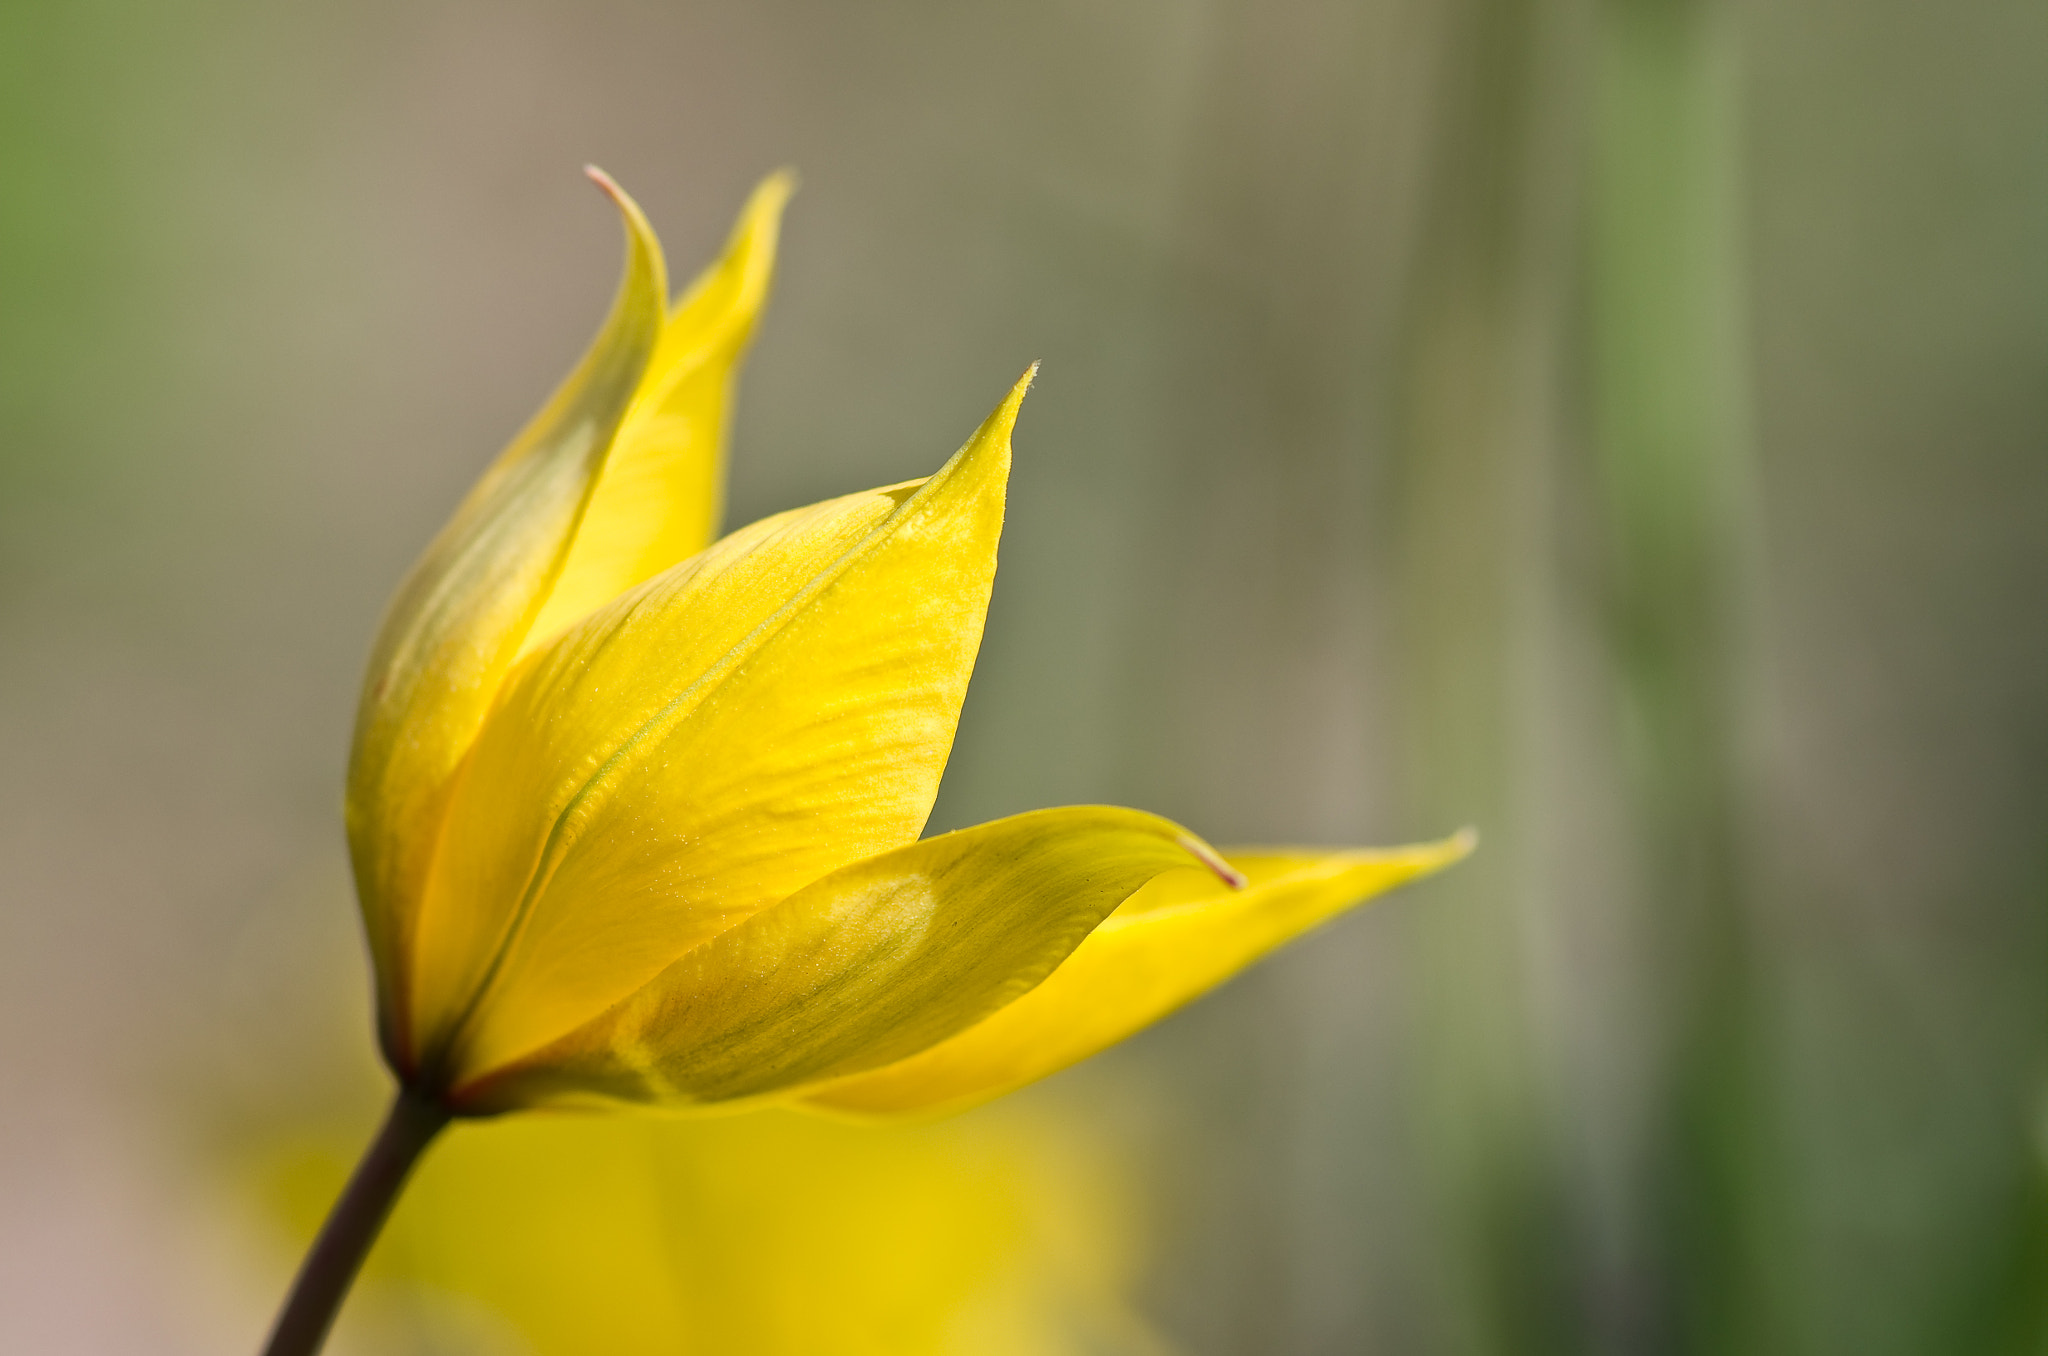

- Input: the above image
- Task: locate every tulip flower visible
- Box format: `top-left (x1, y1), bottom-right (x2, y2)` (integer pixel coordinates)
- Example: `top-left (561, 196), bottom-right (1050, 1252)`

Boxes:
top-left (262, 169), bottom-right (1470, 1356)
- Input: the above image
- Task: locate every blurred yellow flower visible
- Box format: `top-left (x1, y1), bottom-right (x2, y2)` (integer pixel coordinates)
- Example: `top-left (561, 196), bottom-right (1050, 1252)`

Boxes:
top-left (345, 169), bottom-right (1468, 1121)
top-left (259, 1104), bottom-right (1173, 1356)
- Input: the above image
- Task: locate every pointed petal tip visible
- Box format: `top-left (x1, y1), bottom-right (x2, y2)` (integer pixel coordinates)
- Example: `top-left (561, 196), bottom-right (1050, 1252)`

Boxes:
top-left (948, 364), bottom-right (1039, 469)
top-left (1177, 833), bottom-right (1248, 890)
top-left (581, 166), bottom-right (655, 234)
top-left (1385, 826), bottom-right (1478, 876)
top-left (725, 172), bottom-right (797, 255)
top-left (982, 362), bottom-right (1039, 440)
top-left (582, 166), bottom-right (643, 224)
top-left (752, 166), bottom-right (801, 208)
top-left (580, 165), bottom-right (667, 306)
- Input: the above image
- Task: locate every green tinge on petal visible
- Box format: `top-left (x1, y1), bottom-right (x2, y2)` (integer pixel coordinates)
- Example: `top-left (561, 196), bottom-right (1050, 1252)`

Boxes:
top-left (346, 170), bottom-right (667, 1070)
top-left (411, 374), bottom-right (1034, 1086)
top-left (524, 172), bottom-right (795, 648)
top-left (791, 831), bottom-right (1476, 1119)
top-left (447, 807), bottom-right (1230, 1113)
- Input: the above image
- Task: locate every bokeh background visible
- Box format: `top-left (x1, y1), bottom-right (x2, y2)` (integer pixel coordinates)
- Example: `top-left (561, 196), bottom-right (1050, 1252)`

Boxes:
top-left (3, 0), bottom-right (2044, 1352)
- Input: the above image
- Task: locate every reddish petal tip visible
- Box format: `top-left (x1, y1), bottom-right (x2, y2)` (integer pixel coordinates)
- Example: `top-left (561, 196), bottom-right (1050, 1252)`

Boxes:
top-left (1178, 834), bottom-right (1248, 890)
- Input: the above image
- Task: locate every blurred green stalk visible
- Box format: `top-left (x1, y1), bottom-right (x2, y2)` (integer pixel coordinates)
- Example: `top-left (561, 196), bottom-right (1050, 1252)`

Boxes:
top-left (1399, 0), bottom-right (1771, 1351)
top-left (1588, 0), bottom-right (1768, 1352)
top-left (1395, 0), bottom-right (1582, 1350)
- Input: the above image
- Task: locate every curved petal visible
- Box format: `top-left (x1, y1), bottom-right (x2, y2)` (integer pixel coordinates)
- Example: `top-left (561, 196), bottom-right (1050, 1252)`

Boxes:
top-left (407, 372), bottom-right (1033, 1083)
top-left (525, 172), bottom-right (795, 648)
top-left (447, 807), bottom-right (1236, 1111)
top-left (790, 831), bottom-right (1476, 1118)
top-left (346, 170), bottom-right (666, 1067)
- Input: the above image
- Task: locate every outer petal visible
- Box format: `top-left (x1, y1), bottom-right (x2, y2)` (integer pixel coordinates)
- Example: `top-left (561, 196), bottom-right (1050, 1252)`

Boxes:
top-left (346, 171), bottom-right (666, 1064)
top-left (446, 807), bottom-right (1236, 1112)
top-left (791, 831), bottom-right (1476, 1118)
top-left (409, 373), bottom-right (1032, 1083)
top-left (525, 172), bottom-right (795, 647)
top-left (406, 484), bottom-right (916, 1064)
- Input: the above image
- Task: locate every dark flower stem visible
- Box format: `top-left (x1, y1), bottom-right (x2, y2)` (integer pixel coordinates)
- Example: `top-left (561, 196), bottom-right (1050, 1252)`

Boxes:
top-left (259, 1088), bottom-right (449, 1356)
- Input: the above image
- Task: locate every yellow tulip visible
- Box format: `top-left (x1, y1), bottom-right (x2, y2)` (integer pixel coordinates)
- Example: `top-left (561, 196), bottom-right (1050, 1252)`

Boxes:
top-left (263, 169), bottom-right (1469, 1356)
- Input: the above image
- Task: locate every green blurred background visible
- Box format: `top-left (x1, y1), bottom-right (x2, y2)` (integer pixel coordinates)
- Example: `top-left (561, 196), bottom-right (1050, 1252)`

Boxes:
top-left (2, 0), bottom-right (2043, 1352)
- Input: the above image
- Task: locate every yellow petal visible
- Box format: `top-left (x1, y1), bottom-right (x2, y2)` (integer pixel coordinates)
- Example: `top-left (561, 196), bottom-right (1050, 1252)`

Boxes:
top-left (524, 172), bottom-right (795, 648)
top-left (409, 372), bottom-right (1033, 1085)
top-left (447, 807), bottom-right (1233, 1112)
top-left (793, 831), bottom-right (1476, 1118)
top-left (346, 170), bottom-right (666, 1066)
top-left (407, 484), bottom-right (914, 1063)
